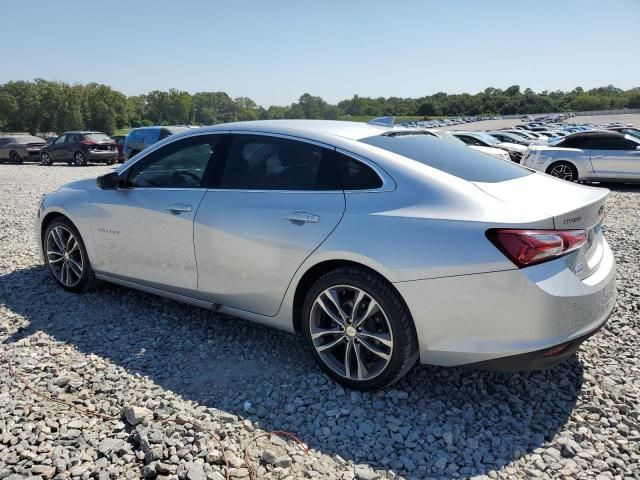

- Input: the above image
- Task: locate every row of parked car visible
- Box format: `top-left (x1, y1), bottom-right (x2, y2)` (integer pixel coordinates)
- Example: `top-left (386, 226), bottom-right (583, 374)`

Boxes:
top-left (0, 126), bottom-right (191, 166)
top-left (403, 115), bottom-right (502, 129)
top-left (2, 119), bottom-right (639, 181)
top-left (398, 118), bottom-right (640, 182)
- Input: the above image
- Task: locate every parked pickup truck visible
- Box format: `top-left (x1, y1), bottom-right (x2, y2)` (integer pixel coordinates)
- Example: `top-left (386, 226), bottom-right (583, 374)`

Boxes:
top-left (521, 131), bottom-right (640, 182)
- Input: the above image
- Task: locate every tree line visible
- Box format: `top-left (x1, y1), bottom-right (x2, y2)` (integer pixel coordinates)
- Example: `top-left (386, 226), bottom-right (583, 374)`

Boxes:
top-left (1, 79), bottom-right (638, 135)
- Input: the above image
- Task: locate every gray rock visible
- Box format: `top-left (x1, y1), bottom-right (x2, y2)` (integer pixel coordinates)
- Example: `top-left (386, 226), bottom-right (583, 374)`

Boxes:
top-left (186, 463), bottom-right (205, 480)
top-left (123, 406), bottom-right (153, 426)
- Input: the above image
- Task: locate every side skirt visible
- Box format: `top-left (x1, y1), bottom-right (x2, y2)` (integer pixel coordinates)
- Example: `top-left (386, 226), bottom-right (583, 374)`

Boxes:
top-left (94, 272), bottom-right (217, 311)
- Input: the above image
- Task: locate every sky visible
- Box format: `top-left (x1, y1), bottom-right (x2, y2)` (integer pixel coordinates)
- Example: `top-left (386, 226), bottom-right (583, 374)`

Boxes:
top-left (1, 0), bottom-right (639, 107)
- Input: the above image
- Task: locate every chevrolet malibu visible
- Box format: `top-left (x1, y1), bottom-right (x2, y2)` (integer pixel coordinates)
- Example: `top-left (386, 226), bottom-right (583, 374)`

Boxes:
top-left (36, 120), bottom-right (616, 390)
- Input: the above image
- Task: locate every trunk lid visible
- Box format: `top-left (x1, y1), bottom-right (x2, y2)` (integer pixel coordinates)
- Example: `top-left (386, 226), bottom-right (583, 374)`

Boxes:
top-left (473, 172), bottom-right (608, 279)
top-left (473, 172), bottom-right (608, 231)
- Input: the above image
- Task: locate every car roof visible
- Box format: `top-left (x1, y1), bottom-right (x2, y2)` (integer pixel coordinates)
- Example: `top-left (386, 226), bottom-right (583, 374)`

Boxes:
top-left (170, 120), bottom-right (408, 143)
top-left (563, 131), bottom-right (626, 140)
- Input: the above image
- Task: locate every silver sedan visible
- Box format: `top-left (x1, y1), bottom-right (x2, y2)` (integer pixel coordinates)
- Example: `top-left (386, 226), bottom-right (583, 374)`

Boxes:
top-left (0, 135), bottom-right (47, 163)
top-left (36, 120), bottom-right (616, 390)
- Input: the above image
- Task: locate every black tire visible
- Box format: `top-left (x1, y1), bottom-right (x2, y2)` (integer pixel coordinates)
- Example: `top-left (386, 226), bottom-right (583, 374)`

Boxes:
top-left (40, 152), bottom-right (53, 166)
top-left (9, 151), bottom-right (22, 164)
top-left (546, 161), bottom-right (578, 182)
top-left (43, 218), bottom-right (97, 293)
top-left (106, 156), bottom-right (116, 165)
top-left (302, 266), bottom-right (419, 391)
top-left (73, 151), bottom-right (87, 167)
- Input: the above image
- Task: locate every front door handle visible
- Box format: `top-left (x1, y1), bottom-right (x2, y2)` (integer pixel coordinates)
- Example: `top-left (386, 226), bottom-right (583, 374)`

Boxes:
top-left (284, 211), bottom-right (319, 224)
top-left (164, 203), bottom-right (193, 214)
top-left (593, 155), bottom-right (604, 158)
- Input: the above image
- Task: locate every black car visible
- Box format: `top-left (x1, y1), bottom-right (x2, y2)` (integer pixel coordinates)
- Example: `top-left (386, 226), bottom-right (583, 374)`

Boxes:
top-left (40, 131), bottom-right (117, 166)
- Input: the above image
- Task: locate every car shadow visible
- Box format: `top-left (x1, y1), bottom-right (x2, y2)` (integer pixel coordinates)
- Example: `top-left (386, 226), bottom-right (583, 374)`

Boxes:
top-left (1, 266), bottom-right (583, 479)
top-left (600, 182), bottom-right (640, 193)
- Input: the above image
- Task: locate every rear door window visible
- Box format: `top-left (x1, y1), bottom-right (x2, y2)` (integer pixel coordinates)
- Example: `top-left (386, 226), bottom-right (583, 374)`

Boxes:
top-left (336, 152), bottom-right (383, 189)
top-left (360, 134), bottom-right (532, 183)
top-left (581, 137), bottom-right (635, 150)
top-left (220, 135), bottom-right (341, 190)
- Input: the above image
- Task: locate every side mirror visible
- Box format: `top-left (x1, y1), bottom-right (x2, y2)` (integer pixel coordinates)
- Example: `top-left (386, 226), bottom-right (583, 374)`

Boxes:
top-left (97, 171), bottom-right (120, 189)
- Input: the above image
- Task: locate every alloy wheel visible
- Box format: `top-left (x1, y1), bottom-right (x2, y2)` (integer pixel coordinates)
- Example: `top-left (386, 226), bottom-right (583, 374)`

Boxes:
top-left (46, 226), bottom-right (83, 287)
top-left (9, 151), bottom-right (21, 164)
top-left (74, 152), bottom-right (86, 166)
top-left (549, 164), bottom-right (574, 181)
top-left (41, 153), bottom-right (51, 166)
top-left (309, 285), bottom-right (393, 381)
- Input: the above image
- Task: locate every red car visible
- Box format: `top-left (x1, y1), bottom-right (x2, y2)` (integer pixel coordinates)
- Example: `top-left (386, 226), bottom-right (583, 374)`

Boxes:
top-left (111, 135), bottom-right (126, 163)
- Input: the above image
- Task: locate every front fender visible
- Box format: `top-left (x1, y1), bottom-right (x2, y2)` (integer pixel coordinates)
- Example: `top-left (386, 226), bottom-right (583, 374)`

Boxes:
top-left (37, 189), bottom-right (97, 266)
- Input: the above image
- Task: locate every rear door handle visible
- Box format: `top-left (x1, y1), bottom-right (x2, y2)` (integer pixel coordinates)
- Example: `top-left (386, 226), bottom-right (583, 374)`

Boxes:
top-left (594, 155), bottom-right (604, 158)
top-left (164, 203), bottom-right (193, 214)
top-left (284, 211), bottom-right (319, 224)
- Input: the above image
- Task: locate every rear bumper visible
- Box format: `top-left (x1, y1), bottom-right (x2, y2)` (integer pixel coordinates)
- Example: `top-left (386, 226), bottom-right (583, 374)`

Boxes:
top-left (395, 238), bottom-right (617, 368)
top-left (463, 307), bottom-right (611, 372)
top-left (85, 150), bottom-right (117, 161)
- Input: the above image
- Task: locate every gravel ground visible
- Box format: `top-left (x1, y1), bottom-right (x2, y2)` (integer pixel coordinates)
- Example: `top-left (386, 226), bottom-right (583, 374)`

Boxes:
top-left (438, 114), bottom-right (640, 132)
top-left (1, 163), bottom-right (639, 480)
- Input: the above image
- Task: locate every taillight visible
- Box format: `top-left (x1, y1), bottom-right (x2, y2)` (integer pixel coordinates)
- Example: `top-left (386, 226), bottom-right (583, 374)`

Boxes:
top-left (486, 229), bottom-right (587, 268)
top-left (81, 140), bottom-right (96, 146)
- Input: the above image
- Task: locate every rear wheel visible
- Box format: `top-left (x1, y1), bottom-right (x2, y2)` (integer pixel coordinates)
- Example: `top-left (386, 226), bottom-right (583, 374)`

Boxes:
top-left (106, 156), bottom-right (116, 165)
top-left (302, 266), bottom-right (419, 390)
top-left (73, 151), bottom-right (87, 167)
top-left (41, 152), bottom-right (53, 166)
top-left (9, 151), bottom-right (22, 164)
top-left (43, 218), bottom-right (97, 293)
top-left (547, 161), bottom-right (577, 182)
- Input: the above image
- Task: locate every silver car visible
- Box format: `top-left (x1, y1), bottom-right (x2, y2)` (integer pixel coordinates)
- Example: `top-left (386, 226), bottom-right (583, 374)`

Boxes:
top-left (36, 120), bottom-right (616, 390)
top-left (0, 135), bottom-right (47, 163)
top-left (523, 131), bottom-right (640, 182)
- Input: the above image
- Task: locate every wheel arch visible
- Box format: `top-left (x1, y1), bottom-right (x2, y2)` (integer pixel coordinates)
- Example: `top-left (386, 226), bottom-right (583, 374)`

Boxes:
top-left (545, 159), bottom-right (580, 179)
top-left (291, 259), bottom-right (412, 336)
top-left (40, 211), bottom-right (73, 250)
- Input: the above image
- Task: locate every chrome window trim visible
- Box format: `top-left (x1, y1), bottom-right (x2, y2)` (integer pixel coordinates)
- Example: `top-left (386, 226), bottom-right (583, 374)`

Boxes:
top-left (119, 129), bottom-right (396, 194)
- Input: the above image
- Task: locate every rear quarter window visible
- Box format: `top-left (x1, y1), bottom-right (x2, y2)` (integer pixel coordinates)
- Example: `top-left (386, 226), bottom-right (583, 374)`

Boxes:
top-left (360, 134), bottom-right (532, 183)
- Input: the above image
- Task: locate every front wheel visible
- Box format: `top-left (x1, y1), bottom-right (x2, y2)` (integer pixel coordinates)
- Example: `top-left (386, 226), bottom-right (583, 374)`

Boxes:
top-left (302, 267), bottom-right (419, 390)
top-left (43, 218), bottom-right (97, 292)
top-left (73, 151), bottom-right (87, 166)
top-left (41, 152), bottom-right (53, 166)
top-left (547, 161), bottom-right (578, 182)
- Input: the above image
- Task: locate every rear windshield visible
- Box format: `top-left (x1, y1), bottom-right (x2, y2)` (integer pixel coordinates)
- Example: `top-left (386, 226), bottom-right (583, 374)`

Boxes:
top-left (85, 133), bottom-right (111, 142)
top-left (15, 136), bottom-right (45, 144)
top-left (360, 134), bottom-right (533, 183)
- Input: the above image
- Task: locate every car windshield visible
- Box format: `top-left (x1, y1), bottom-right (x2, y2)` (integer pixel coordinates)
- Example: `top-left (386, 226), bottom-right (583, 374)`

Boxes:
top-left (623, 129), bottom-right (640, 140)
top-left (472, 132), bottom-right (501, 145)
top-left (86, 133), bottom-right (111, 142)
top-left (15, 136), bottom-right (45, 144)
top-left (360, 134), bottom-right (532, 183)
